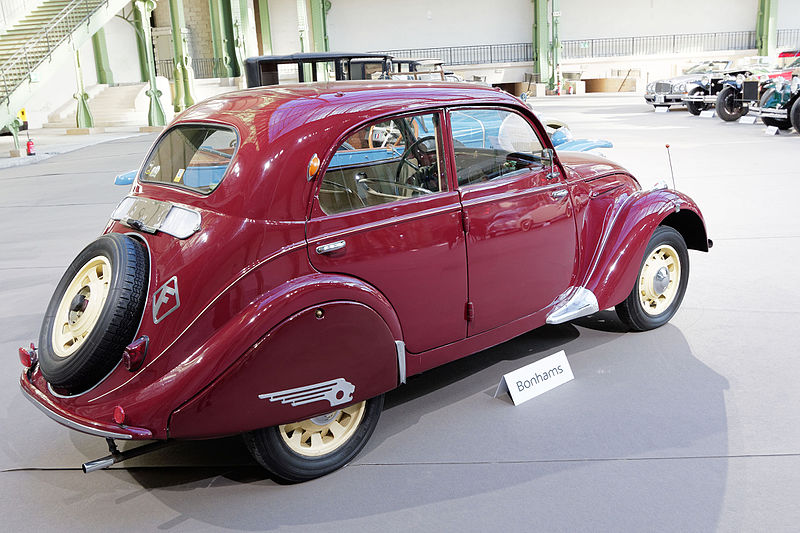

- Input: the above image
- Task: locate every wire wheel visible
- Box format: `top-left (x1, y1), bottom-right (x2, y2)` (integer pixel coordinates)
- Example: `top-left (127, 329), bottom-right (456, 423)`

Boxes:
top-left (638, 244), bottom-right (681, 316)
top-left (51, 256), bottom-right (112, 358)
top-left (279, 402), bottom-right (366, 457)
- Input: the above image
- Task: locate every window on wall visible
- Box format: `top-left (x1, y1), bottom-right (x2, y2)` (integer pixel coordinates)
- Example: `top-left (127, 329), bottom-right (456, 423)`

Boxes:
top-left (319, 113), bottom-right (446, 215)
top-left (449, 108), bottom-right (545, 187)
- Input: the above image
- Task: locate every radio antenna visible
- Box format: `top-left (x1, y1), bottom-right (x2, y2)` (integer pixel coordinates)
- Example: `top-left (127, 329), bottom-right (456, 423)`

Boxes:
top-left (665, 144), bottom-right (676, 189)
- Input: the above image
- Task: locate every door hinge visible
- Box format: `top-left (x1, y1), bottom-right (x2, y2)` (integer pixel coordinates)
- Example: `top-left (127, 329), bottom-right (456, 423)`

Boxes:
top-left (465, 301), bottom-right (475, 322)
top-left (460, 210), bottom-right (470, 233)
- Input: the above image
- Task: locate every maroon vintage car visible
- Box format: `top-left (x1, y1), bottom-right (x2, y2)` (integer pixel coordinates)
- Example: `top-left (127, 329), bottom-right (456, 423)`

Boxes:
top-left (19, 82), bottom-right (710, 483)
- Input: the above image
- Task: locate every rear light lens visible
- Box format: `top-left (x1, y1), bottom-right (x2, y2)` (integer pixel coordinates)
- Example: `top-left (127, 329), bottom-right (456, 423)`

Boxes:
top-left (18, 343), bottom-right (37, 369)
top-left (113, 405), bottom-right (126, 425)
top-left (122, 336), bottom-right (148, 372)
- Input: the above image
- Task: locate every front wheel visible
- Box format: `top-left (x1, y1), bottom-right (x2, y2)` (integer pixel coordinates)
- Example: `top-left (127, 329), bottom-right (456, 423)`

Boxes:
top-left (686, 87), bottom-right (708, 116)
top-left (790, 97), bottom-right (800, 135)
top-left (716, 86), bottom-right (745, 122)
top-left (760, 89), bottom-right (792, 130)
top-left (244, 395), bottom-right (384, 483)
top-left (616, 226), bottom-right (689, 331)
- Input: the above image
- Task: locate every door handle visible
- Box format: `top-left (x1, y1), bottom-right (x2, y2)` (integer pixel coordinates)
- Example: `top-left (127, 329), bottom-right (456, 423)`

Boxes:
top-left (551, 189), bottom-right (568, 200)
top-left (316, 240), bottom-right (346, 255)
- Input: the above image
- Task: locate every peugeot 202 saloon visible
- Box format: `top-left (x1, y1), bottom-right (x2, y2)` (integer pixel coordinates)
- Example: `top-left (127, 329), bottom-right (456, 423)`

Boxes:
top-left (19, 82), bottom-right (710, 483)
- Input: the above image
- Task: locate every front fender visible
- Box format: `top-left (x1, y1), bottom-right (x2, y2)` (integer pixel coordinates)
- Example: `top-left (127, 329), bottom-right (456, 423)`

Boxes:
top-left (581, 189), bottom-right (708, 310)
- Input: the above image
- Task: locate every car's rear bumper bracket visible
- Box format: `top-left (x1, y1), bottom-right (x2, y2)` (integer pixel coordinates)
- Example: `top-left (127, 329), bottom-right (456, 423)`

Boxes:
top-left (546, 286), bottom-right (599, 325)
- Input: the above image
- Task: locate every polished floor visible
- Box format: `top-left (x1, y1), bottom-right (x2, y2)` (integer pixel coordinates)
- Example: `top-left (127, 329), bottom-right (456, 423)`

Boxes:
top-left (2, 94), bottom-right (799, 531)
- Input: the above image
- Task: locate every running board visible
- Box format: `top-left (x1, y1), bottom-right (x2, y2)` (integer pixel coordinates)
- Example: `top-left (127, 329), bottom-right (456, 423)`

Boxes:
top-left (82, 438), bottom-right (169, 473)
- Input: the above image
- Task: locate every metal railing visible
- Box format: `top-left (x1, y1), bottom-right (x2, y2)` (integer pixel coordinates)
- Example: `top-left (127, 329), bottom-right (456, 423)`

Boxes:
top-left (1, 0), bottom-right (107, 105)
top-left (372, 30), bottom-right (800, 68)
top-left (373, 43), bottom-right (533, 66)
top-left (155, 58), bottom-right (226, 80)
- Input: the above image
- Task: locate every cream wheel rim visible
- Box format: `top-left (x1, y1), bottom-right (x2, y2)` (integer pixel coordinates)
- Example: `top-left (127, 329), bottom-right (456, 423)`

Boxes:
top-left (638, 244), bottom-right (681, 316)
top-left (51, 256), bottom-right (112, 358)
top-left (279, 401), bottom-right (366, 457)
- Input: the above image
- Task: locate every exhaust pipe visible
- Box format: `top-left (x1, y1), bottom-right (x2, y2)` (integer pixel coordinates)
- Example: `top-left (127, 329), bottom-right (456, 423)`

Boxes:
top-left (81, 438), bottom-right (169, 473)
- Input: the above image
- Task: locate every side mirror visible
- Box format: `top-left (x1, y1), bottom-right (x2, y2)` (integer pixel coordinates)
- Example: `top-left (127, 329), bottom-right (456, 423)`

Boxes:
top-left (542, 148), bottom-right (559, 179)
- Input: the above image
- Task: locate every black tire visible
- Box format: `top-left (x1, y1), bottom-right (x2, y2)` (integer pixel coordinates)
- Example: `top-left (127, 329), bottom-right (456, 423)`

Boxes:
top-left (790, 97), bottom-right (800, 135)
top-left (39, 233), bottom-right (148, 393)
top-left (616, 226), bottom-right (689, 332)
top-left (245, 395), bottom-right (384, 483)
top-left (686, 87), bottom-right (708, 116)
top-left (715, 85), bottom-right (745, 122)
top-left (760, 89), bottom-right (792, 130)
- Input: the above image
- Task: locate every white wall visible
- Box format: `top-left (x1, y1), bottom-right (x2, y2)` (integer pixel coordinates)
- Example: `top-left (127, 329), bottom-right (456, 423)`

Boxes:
top-left (777, 0), bottom-right (800, 30)
top-left (559, 0), bottom-right (759, 40)
top-left (326, 0), bottom-right (533, 50)
top-left (104, 13), bottom-right (141, 83)
top-left (269, 0), bottom-right (302, 54)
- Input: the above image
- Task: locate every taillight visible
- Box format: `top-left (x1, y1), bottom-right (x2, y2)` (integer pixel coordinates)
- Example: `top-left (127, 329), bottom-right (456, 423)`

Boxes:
top-left (122, 336), bottom-right (148, 372)
top-left (18, 343), bottom-right (37, 369)
top-left (113, 405), bottom-right (126, 425)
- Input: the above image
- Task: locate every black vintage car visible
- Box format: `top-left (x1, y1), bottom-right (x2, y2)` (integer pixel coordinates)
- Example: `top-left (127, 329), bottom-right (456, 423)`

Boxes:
top-left (645, 60), bottom-right (731, 113)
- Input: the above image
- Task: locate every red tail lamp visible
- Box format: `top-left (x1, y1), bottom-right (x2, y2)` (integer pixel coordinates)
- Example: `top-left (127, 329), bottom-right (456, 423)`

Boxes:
top-left (122, 336), bottom-right (148, 372)
top-left (113, 405), bottom-right (126, 425)
top-left (18, 343), bottom-right (37, 369)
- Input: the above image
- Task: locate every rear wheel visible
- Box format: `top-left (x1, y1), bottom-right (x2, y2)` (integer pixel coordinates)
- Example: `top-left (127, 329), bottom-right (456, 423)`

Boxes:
top-left (716, 85), bottom-right (745, 121)
top-left (760, 89), bottom-right (792, 129)
top-left (616, 226), bottom-right (689, 331)
top-left (245, 395), bottom-right (384, 483)
top-left (686, 87), bottom-right (708, 116)
top-left (38, 234), bottom-right (148, 393)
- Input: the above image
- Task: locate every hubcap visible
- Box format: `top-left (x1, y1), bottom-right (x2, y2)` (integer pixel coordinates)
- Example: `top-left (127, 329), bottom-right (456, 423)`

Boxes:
top-left (638, 244), bottom-right (681, 316)
top-left (51, 256), bottom-right (112, 358)
top-left (279, 401), bottom-right (366, 457)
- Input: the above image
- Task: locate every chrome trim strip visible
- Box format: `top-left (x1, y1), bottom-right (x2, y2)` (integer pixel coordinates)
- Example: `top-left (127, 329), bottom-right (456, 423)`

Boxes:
top-left (21, 386), bottom-right (133, 440)
top-left (546, 286), bottom-right (599, 324)
top-left (258, 378), bottom-right (355, 407)
top-left (395, 340), bottom-right (406, 384)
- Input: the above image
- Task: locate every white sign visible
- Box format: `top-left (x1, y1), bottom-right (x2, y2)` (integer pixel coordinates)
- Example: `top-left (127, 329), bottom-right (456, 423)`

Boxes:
top-left (738, 116), bottom-right (757, 124)
top-left (655, 106), bottom-right (669, 113)
top-left (699, 110), bottom-right (716, 118)
top-left (494, 350), bottom-right (574, 406)
top-left (764, 125), bottom-right (779, 135)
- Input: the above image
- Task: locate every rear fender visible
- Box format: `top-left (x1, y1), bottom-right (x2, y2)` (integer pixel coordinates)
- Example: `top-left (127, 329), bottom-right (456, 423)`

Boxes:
top-left (582, 189), bottom-right (708, 310)
top-left (168, 298), bottom-right (399, 439)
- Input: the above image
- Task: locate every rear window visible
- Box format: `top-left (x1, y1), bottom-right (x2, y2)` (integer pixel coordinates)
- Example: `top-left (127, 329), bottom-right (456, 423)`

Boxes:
top-left (140, 125), bottom-right (237, 194)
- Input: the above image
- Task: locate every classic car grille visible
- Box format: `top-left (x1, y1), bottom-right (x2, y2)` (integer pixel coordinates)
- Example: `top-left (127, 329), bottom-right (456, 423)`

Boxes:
top-left (655, 82), bottom-right (673, 94)
top-left (742, 81), bottom-right (759, 102)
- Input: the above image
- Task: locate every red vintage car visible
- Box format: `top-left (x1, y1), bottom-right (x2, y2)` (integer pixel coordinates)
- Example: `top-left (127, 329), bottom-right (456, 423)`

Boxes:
top-left (19, 82), bottom-right (710, 483)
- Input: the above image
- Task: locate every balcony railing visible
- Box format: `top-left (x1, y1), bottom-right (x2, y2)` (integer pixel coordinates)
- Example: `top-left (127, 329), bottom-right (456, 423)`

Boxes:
top-left (154, 58), bottom-right (227, 80)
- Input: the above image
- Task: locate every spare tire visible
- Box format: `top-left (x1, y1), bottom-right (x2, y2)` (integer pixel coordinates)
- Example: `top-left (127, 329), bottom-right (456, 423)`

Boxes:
top-left (39, 233), bottom-right (148, 393)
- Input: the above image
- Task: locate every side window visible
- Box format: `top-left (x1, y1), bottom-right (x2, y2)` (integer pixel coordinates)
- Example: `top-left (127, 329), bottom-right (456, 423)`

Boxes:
top-left (319, 113), bottom-right (446, 215)
top-left (449, 108), bottom-right (545, 187)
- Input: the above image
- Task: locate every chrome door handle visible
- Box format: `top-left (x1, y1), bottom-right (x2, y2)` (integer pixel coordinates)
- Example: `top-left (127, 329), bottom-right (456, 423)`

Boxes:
top-left (551, 189), bottom-right (568, 200)
top-left (316, 240), bottom-right (346, 254)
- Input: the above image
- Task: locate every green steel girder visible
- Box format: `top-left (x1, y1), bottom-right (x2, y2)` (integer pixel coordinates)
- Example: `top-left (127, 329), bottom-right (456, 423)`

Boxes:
top-left (756, 0), bottom-right (777, 57)
top-left (257, 0), bottom-right (273, 55)
top-left (532, 0), bottom-right (549, 84)
top-left (309, 0), bottom-right (330, 53)
top-left (134, 0), bottom-right (166, 126)
top-left (91, 28), bottom-right (114, 85)
top-left (73, 50), bottom-right (95, 128)
top-left (168, 0), bottom-right (196, 111)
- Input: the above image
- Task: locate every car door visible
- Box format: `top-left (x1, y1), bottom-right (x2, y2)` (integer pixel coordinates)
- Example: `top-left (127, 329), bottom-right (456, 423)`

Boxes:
top-left (448, 107), bottom-right (578, 336)
top-left (306, 111), bottom-right (467, 354)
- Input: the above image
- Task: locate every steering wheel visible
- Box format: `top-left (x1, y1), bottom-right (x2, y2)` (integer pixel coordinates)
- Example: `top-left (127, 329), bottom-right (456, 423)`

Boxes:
top-left (395, 135), bottom-right (436, 180)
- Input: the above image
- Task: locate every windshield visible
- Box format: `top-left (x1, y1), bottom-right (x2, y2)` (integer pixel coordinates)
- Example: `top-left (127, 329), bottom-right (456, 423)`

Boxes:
top-left (685, 61), bottom-right (728, 74)
top-left (789, 58), bottom-right (800, 69)
top-left (140, 125), bottom-right (237, 194)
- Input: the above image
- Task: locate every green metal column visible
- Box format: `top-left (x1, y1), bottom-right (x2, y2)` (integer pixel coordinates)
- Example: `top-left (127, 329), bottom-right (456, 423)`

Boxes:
top-left (219, 0), bottom-right (239, 76)
top-left (309, 0), bottom-right (330, 53)
top-left (756, 0), bottom-right (777, 57)
top-left (134, 0), bottom-right (167, 126)
top-left (208, 0), bottom-right (224, 76)
top-left (532, 0), bottom-right (549, 84)
top-left (257, 0), bottom-right (273, 55)
top-left (132, 6), bottom-right (150, 82)
top-left (233, 0), bottom-right (253, 76)
top-left (168, 0), bottom-right (195, 110)
top-left (73, 49), bottom-right (95, 128)
top-left (91, 28), bottom-right (114, 84)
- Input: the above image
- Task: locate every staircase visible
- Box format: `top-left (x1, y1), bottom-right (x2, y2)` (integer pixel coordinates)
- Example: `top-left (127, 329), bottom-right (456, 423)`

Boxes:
top-left (0, 0), bottom-right (131, 131)
top-left (44, 83), bottom-right (148, 128)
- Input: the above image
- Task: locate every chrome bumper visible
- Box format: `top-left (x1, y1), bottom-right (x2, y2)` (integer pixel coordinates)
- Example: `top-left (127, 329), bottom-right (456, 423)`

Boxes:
top-left (748, 105), bottom-right (788, 119)
top-left (682, 94), bottom-right (716, 104)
